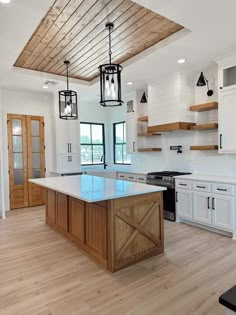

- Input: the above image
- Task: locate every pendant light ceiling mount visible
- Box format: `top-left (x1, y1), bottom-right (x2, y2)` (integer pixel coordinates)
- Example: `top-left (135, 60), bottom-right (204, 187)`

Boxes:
top-left (59, 60), bottom-right (78, 120)
top-left (99, 22), bottom-right (123, 107)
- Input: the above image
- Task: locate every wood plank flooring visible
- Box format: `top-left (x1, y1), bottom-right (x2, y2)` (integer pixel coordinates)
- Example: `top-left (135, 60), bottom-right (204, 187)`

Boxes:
top-left (0, 206), bottom-right (235, 315)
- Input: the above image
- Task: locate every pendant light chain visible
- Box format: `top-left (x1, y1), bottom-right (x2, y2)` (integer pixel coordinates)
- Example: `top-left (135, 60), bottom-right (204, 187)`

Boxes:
top-left (108, 25), bottom-right (112, 65)
top-left (66, 62), bottom-right (69, 90)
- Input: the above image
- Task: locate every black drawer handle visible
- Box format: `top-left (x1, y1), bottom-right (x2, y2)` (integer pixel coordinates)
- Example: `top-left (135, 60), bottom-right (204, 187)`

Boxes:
top-left (179, 183), bottom-right (187, 186)
top-left (207, 196), bottom-right (210, 209)
top-left (196, 185), bottom-right (206, 189)
top-left (176, 191), bottom-right (178, 202)
top-left (212, 197), bottom-right (215, 210)
top-left (217, 188), bottom-right (227, 191)
top-left (138, 178), bottom-right (144, 180)
top-left (220, 134), bottom-right (223, 149)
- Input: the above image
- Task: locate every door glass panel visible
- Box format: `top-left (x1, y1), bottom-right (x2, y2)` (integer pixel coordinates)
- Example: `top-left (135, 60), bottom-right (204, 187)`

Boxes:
top-left (13, 153), bottom-right (23, 169)
top-left (31, 120), bottom-right (40, 136)
top-left (32, 137), bottom-right (40, 152)
top-left (32, 153), bottom-right (41, 168)
top-left (32, 169), bottom-right (41, 179)
top-left (93, 145), bottom-right (104, 163)
top-left (92, 125), bottom-right (103, 144)
top-left (12, 119), bottom-right (22, 135)
top-left (13, 136), bottom-right (22, 152)
top-left (14, 170), bottom-right (24, 185)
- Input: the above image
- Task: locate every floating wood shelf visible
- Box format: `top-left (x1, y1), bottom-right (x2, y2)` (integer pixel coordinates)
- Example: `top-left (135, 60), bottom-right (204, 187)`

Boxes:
top-left (138, 116), bottom-right (148, 122)
top-left (137, 132), bottom-right (161, 137)
top-left (190, 145), bottom-right (218, 150)
top-left (148, 121), bottom-right (196, 133)
top-left (138, 148), bottom-right (162, 152)
top-left (190, 102), bottom-right (218, 112)
top-left (191, 123), bottom-right (218, 131)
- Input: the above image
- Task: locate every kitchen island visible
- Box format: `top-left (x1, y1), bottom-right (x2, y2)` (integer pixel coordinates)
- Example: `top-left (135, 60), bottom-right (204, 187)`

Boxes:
top-left (30, 175), bottom-right (166, 272)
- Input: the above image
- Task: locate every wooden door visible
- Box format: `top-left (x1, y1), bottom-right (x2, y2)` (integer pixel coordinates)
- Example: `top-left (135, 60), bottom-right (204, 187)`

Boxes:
top-left (7, 114), bottom-right (28, 209)
top-left (7, 114), bottom-right (45, 209)
top-left (27, 116), bottom-right (45, 206)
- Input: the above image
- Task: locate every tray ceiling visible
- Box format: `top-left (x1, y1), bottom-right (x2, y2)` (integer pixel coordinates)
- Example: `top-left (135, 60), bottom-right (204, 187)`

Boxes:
top-left (14, 0), bottom-right (184, 82)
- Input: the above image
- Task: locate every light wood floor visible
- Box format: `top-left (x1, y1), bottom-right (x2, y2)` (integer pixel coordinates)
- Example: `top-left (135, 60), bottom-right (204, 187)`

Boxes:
top-left (0, 207), bottom-right (235, 315)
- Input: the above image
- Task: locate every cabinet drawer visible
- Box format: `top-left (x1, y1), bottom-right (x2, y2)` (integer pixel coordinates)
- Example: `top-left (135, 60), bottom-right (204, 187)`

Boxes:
top-left (118, 173), bottom-right (127, 180)
top-left (212, 183), bottom-right (234, 196)
top-left (136, 175), bottom-right (146, 183)
top-left (126, 174), bottom-right (137, 182)
top-left (176, 180), bottom-right (192, 190)
top-left (193, 182), bottom-right (211, 192)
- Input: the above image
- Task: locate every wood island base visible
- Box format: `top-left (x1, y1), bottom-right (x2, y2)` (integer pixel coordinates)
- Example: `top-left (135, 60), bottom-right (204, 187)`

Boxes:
top-left (46, 189), bottom-right (164, 272)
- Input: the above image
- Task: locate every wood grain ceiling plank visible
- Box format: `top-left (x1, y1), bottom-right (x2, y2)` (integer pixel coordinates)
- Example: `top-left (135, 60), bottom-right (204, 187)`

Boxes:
top-left (44, 0), bottom-right (135, 74)
top-left (22, 0), bottom-right (89, 69)
top-left (61, 10), bottom-right (159, 77)
top-left (14, 0), bottom-right (71, 67)
top-left (80, 20), bottom-right (183, 80)
top-left (69, 16), bottom-right (172, 78)
top-left (37, 0), bottom-right (117, 72)
top-left (56, 5), bottom-right (151, 76)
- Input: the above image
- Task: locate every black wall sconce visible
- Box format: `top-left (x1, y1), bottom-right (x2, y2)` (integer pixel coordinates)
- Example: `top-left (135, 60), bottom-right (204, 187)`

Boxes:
top-left (140, 92), bottom-right (148, 103)
top-left (170, 145), bottom-right (182, 154)
top-left (196, 72), bottom-right (213, 96)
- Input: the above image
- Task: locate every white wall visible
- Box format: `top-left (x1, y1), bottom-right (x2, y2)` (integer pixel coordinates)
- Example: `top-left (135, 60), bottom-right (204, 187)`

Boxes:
top-left (0, 88), bottom-right (54, 214)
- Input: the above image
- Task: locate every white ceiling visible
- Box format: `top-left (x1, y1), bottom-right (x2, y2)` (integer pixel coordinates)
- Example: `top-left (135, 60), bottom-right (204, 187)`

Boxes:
top-left (1, 0), bottom-right (236, 102)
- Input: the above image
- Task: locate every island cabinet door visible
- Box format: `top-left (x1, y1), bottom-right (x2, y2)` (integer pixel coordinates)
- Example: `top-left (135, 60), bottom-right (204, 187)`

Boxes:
top-left (55, 192), bottom-right (68, 234)
top-left (86, 202), bottom-right (107, 266)
top-left (46, 189), bottom-right (56, 225)
top-left (68, 197), bottom-right (85, 244)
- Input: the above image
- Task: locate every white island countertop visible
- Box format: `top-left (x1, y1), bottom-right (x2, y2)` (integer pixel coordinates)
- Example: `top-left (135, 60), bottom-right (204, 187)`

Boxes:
top-left (29, 175), bottom-right (166, 203)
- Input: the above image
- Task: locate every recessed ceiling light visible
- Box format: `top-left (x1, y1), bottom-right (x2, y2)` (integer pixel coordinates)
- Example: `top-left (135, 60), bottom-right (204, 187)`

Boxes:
top-left (0, 0), bottom-right (11, 3)
top-left (127, 82), bottom-right (134, 85)
top-left (177, 59), bottom-right (186, 64)
top-left (42, 85), bottom-right (49, 89)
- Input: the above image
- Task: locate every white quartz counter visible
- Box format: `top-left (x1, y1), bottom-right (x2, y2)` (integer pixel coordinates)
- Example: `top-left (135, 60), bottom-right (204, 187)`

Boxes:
top-left (29, 175), bottom-right (166, 203)
top-left (175, 174), bottom-right (236, 184)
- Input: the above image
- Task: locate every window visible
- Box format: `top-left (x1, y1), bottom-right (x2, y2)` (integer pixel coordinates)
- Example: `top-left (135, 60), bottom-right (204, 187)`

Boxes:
top-left (113, 122), bottom-right (131, 164)
top-left (80, 123), bottom-right (105, 165)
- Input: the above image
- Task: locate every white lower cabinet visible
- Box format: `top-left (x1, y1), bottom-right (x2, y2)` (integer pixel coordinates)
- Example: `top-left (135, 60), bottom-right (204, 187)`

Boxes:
top-left (193, 192), bottom-right (212, 225)
top-left (176, 179), bottom-right (235, 234)
top-left (117, 172), bottom-right (146, 184)
top-left (212, 194), bottom-right (233, 231)
top-left (176, 189), bottom-right (193, 220)
top-left (57, 155), bottom-right (81, 173)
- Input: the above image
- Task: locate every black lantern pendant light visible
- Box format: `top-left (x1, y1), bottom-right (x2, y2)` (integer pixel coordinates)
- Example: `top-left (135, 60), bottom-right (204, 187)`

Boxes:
top-left (99, 22), bottom-right (123, 107)
top-left (59, 60), bottom-right (78, 120)
top-left (196, 72), bottom-right (213, 96)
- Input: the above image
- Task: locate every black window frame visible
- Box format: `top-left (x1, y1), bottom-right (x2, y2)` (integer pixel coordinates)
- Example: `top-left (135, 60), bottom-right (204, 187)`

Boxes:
top-left (80, 122), bottom-right (105, 166)
top-left (113, 121), bottom-right (131, 165)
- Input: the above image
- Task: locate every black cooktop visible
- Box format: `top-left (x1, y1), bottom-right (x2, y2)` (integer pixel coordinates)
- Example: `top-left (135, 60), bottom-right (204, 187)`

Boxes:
top-left (147, 171), bottom-right (191, 177)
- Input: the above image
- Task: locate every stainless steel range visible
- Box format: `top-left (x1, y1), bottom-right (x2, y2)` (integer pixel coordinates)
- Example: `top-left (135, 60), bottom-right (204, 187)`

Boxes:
top-left (146, 171), bottom-right (191, 221)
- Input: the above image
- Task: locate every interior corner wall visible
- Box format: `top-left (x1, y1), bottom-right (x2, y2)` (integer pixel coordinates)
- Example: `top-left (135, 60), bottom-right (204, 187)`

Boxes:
top-left (1, 88), bottom-right (54, 212)
top-left (0, 89), bottom-right (6, 218)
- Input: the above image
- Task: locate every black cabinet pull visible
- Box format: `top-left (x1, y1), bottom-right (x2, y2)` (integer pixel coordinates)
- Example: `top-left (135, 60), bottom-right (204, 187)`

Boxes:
top-left (70, 143), bottom-right (72, 153)
top-left (176, 191), bottom-right (178, 202)
top-left (217, 188), bottom-right (227, 191)
top-left (220, 134), bottom-right (223, 149)
top-left (179, 183), bottom-right (187, 186)
top-left (207, 196), bottom-right (210, 209)
top-left (197, 185), bottom-right (206, 189)
top-left (68, 156), bottom-right (69, 162)
top-left (67, 143), bottom-right (69, 153)
top-left (212, 197), bottom-right (215, 210)
top-left (133, 142), bottom-right (135, 152)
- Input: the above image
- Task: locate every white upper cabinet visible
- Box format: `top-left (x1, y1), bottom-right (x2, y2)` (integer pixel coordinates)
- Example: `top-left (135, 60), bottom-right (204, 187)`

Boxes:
top-left (56, 118), bottom-right (80, 155)
top-left (218, 89), bottom-right (236, 153)
top-left (126, 113), bottom-right (137, 154)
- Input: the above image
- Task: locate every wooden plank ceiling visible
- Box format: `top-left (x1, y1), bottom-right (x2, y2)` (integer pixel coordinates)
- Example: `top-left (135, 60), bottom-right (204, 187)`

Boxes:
top-left (14, 0), bottom-right (184, 82)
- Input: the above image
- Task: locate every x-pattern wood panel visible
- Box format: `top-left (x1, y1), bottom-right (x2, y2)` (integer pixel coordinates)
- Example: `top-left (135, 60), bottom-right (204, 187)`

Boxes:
top-left (115, 200), bottom-right (162, 263)
top-left (14, 0), bottom-right (184, 81)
